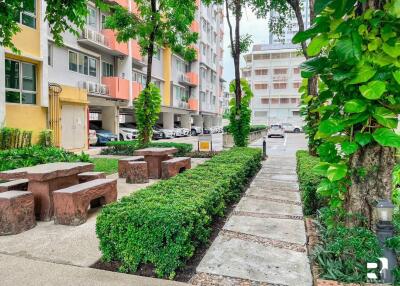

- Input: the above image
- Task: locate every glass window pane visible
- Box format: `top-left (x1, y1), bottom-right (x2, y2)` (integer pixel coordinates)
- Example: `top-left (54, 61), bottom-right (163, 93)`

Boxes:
top-left (69, 52), bottom-right (77, 72)
top-left (5, 60), bottom-right (20, 89)
top-left (22, 63), bottom-right (36, 91)
top-left (89, 58), bottom-right (96, 77)
top-left (22, 92), bottom-right (36, 104)
top-left (22, 13), bottom-right (36, 28)
top-left (87, 7), bottom-right (97, 28)
top-left (84, 56), bottom-right (89, 75)
top-left (48, 44), bottom-right (53, 66)
top-left (6, 91), bottom-right (21, 103)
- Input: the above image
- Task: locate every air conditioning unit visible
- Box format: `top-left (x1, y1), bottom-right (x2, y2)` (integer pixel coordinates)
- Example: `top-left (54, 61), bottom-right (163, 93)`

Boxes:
top-left (180, 74), bottom-right (189, 83)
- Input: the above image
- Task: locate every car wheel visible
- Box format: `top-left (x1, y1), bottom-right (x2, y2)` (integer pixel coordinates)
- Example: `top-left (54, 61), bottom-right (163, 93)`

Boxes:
top-left (294, 128), bottom-right (300, 133)
top-left (267, 135), bottom-right (271, 138)
top-left (119, 134), bottom-right (124, 141)
top-left (162, 133), bottom-right (166, 139)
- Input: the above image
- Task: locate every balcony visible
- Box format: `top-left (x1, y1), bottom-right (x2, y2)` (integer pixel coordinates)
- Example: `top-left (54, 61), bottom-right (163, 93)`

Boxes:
top-left (104, 0), bottom-right (129, 8)
top-left (132, 81), bottom-right (143, 99)
top-left (102, 77), bottom-right (130, 100)
top-left (78, 28), bottom-right (129, 56)
top-left (80, 81), bottom-right (108, 96)
top-left (191, 21), bottom-right (200, 33)
top-left (188, 98), bottom-right (199, 111)
top-left (131, 40), bottom-right (146, 67)
top-left (179, 72), bottom-right (199, 87)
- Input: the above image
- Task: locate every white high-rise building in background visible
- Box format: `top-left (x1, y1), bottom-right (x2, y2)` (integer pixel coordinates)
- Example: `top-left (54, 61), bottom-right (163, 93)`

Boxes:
top-left (242, 1), bottom-right (310, 126)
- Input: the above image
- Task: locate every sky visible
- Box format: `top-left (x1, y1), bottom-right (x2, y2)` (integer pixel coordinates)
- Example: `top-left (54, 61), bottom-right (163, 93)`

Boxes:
top-left (222, 8), bottom-right (269, 89)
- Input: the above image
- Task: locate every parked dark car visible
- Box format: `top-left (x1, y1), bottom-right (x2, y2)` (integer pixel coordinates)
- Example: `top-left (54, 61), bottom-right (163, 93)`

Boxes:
top-left (152, 127), bottom-right (164, 140)
top-left (89, 122), bottom-right (118, 145)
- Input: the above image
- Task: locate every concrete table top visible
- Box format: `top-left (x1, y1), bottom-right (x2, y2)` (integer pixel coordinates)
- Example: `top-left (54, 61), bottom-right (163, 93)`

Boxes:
top-left (134, 147), bottom-right (178, 156)
top-left (0, 162), bottom-right (94, 181)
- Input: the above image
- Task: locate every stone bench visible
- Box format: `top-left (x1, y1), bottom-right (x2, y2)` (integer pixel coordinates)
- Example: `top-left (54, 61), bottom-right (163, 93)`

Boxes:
top-left (78, 172), bottom-right (106, 183)
top-left (118, 156), bottom-right (144, 178)
top-left (53, 179), bottom-right (117, 226)
top-left (161, 157), bottom-right (191, 179)
top-left (0, 191), bottom-right (36, 235)
top-left (0, 179), bottom-right (29, 193)
top-left (126, 161), bottom-right (148, 184)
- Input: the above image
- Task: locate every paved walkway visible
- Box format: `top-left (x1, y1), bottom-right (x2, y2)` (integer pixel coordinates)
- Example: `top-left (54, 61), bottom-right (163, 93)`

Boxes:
top-left (192, 135), bottom-right (312, 286)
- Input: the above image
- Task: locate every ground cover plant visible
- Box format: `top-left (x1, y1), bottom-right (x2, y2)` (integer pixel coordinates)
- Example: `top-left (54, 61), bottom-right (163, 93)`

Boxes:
top-left (96, 147), bottom-right (262, 278)
top-left (101, 141), bottom-right (193, 157)
top-left (92, 158), bottom-right (119, 175)
top-left (0, 146), bottom-right (90, 171)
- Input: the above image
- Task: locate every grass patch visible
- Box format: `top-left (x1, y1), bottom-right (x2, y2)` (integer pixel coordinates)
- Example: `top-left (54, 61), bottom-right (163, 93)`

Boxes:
top-left (92, 158), bottom-right (119, 175)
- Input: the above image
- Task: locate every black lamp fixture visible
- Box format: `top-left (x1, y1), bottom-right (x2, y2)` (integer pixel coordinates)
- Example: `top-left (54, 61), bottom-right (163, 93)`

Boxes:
top-left (375, 199), bottom-right (397, 284)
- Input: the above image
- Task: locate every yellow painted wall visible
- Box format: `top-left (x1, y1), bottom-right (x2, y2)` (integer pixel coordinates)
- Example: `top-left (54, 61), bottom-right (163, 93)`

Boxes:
top-left (163, 48), bottom-right (171, 106)
top-left (12, 0), bottom-right (41, 58)
top-left (59, 85), bottom-right (88, 104)
top-left (5, 104), bottom-right (47, 143)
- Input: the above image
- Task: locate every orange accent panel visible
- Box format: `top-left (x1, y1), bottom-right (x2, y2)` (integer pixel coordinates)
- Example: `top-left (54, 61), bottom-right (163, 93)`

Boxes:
top-left (112, 0), bottom-right (129, 8)
top-left (188, 98), bottom-right (199, 111)
top-left (131, 1), bottom-right (139, 14)
top-left (102, 29), bottom-right (129, 55)
top-left (186, 72), bottom-right (199, 86)
top-left (131, 40), bottom-right (142, 61)
top-left (195, 0), bottom-right (200, 7)
top-left (190, 21), bottom-right (200, 33)
top-left (102, 77), bottom-right (130, 100)
top-left (132, 82), bottom-right (143, 99)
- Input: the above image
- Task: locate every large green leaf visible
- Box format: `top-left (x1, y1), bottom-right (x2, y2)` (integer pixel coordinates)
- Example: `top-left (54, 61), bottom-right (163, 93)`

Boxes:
top-left (330, 0), bottom-right (357, 18)
top-left (313, 162), bottom-right (330, 176)
top-left (300, 57), bottom-right (329, 75)
top-left (344, 99), bottom-right (367, 113)
top-left (341, 141), bottom-right (359, 155)
top-left (292, 21), bottom-right (330, 44)
top-left (327, 163), bottom-right (348, 181)
top-left (319, 119), bottom-right (345, 135)
top-left (335, 37), bottom-right (360, 62)
top-left (355, 132), bottom-right (373, 146)
top-left (382, 42), bottom-right (400, 58)
top-left (360, 81), bottom-right (386, 100)
top-left (372, 107), bottom-right (398, 128)
top-left (315, 0), bottom-right (333, 14)
top-left (348, 65), bottom-right (376, 84)
top-left (307, 34), bottom-right (329, 56)
top-left (393, 71), bottom-right (400, 85)
top-left (373, 128), bottom-right (400, 148)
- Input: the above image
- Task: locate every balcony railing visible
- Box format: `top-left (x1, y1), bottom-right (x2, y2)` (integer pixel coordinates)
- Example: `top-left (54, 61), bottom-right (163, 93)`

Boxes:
top-left (102, 29), bottom-right (129, 56)
top-left (188, 98), bottom-right (199, 111)
top-left (191, 21), bottom-right (200, 33)
top-left (80, 81), bottom-right (109, 95)
top-left (102, 77), bottom-right (130, 100)
top-left (179, 72), bottom-right (199, 87)
top-left (132, 81), bottom-right (143, 99)
top-left (80, 28), bottom-right (110, 48)
top-left (104, 0), bottom-right (129, 8)
top-left (79, 28), bottom-right (129, 56)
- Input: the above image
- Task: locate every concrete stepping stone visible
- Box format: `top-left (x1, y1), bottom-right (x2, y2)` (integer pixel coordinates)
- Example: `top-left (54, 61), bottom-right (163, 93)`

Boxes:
top-left (236, 196), bottom-right (303, 216)
top-left (259, 174), bottom-right (298, 182)
top-left (197, 236), bottom-right (312, 286)
top-left (224, 215), bottom-right (306, 245)
top-left (251, 180), bottom-right (299, 190)
top-left (246, 187), bottom-right (301, 202)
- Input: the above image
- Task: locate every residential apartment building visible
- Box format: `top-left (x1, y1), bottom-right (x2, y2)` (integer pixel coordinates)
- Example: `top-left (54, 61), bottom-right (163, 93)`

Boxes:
top-left (242, 1), bottom-right (309, 125)
top-left (242, 44), bottom-right (304, 125)
top-left (0, 0), bottom-right (224, 151)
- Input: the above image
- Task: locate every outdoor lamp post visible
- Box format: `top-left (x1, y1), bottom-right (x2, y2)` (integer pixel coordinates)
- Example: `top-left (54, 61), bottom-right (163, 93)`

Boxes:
top-left (262, 136), bottom-right (267, 159)
top-left (375, 199), bottom-right (397, 284)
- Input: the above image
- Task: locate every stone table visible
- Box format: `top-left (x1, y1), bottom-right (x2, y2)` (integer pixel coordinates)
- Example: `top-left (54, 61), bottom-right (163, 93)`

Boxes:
top-left (0, 162), bottom-right (94, 221)
top-left (133, 147), bottom-right (177, 179)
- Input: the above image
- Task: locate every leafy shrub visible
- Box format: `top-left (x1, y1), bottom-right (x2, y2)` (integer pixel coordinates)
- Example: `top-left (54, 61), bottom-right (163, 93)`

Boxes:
top-left (96, 147), bottom-right (262, 278)
top-left (0, 146), bottom-right (90, 171)
top-left (296, 150), bottom-right (325, 215)
top-left (102, 141), bottom-right (193, 157)
top-left (38, 129), bottom-right (54, 147)
top-left (186, 151), bottom-right (220, 158)
top-left (0, 127), bottom-right (32, 150)
top-left (224, 125), bottom-right (267, 134)
top-left (313, 210), bottom-right (381, 283)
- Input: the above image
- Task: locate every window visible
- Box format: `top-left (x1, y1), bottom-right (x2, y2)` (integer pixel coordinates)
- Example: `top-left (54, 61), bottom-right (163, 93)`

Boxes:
top-left (254, 83), bottom-right (268, 90)
top-left (87, 6), bottom-right (97, 29)
top-left (133, 71), bottom-right (146, 85)
top-left (271, 98), bottom-right (279, 104)
top-left (293, 67), bottom-right (300, 74)
top-left (176, 58), bottom-right (186, 73)
top-left (5, 59), bottom-right (37, 104)
top-left (48, 44), bottom-right (53, 66)
top-left (293, 82), bottom-right (301, 89)
top-left (273, 83), bottom-right (287, 89)
top-left (253, 54), bottom-right (269, 60)
top-left (200, 91), bottom-right (206, 102)
top-left (291, 98), bottom-right (298, 104)
top-left (293, 111), bottom-right (300, 116)
top-left (69, 51), bottom-right (97, 77)
top-left (101, 14), bottom-right (107, 29)
top-left (16, 0), bottom-right (36, 28)
top-left (280, 98), bottom-right (289, 104)
top-left (153, 47), bottom-right (161, 60)
top-left (102, 62), bottom-right (114, 77)
top-left (273, 68), bottom-right (288, 75)
top-left (255, 69), bottom-right (268, 76)
top-left (261, 98), bottom-right (269, 104)
top-left (271, 53), bottom-right (289, 59)
top-left (242, 70), bottom-right (251, 77)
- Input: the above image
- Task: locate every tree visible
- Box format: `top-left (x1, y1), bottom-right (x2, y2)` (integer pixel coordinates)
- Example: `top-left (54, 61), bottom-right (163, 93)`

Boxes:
top-left (0, 0), bottom-right (106, 52)
top-left (298, 0), bottom-right (400, 228)
top-left (106, 0), bottom-right (198, 143)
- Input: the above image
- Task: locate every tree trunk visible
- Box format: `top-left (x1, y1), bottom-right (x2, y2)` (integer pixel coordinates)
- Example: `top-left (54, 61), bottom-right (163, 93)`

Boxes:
top-left (345, 144), bottom-right (396, 229)
top-left (233, 0), bottom-right (242, 112)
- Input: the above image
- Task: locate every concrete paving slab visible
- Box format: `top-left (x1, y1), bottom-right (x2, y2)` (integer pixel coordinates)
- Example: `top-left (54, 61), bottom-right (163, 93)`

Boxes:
top-left (257, 173), bottom-right (298, 182)
top-left (0, 254), bottom-right (188, 286)
top-left (236, 196), bottom-right (303, 216)
top-left (197, 236), bottom-right (312, 286)
top-left (246, 187), bottom-right (301, 202)
top-left (250, 179), bottom-right (299, 190)
top-left (258, 168), bottom-right (297, 175)
top-left (224, 215), bottom-right (306, 245)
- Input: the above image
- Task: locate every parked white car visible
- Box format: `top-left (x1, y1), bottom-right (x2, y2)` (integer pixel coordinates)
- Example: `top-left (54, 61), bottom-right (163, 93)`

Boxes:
top-left (174, 128), bottom-right (185, 137)
top-left (281, 123), bottom-right (302, 133)
top-left (191, 126), bottom-right (203, 136)
top-left (155, 126), bottom-right (175, 138)
top-left (267, 125), bottom-right (285, 138)
top-left (119, 123), bottom-right (139, 141)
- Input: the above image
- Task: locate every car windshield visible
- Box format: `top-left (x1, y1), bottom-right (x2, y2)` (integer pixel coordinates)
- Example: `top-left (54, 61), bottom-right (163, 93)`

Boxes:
top-left (271, 126), bottom-right (281, 130)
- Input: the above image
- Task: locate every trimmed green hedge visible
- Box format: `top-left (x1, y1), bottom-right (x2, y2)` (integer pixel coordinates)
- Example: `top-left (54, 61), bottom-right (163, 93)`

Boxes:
top-left (223, 124), bottom-right (267, 133)
top-left (101, 141), bottom-right (193, 157)
top-left (96, 147), bottom-right (262, 278)
top-left (296, 150), bottom-right (325, 215)
top-left (0, 146), bottom-right (90, 171)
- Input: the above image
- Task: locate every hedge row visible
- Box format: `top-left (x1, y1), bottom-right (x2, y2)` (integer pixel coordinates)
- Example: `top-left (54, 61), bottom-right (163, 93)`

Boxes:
top-left (0, 146), bottom-right (90, 172)
top-left (296, 150), bottom-right (325, 215)
top-left (96, 147), bottom-right (262, 278)
top-left (101, 141), bottom-right (193, 157)
top-left (223, 124), bottom-right (267, 133)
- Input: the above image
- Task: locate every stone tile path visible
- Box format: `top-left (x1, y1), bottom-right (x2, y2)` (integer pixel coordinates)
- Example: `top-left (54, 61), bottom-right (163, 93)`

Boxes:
top-left (192, 154), bottom-right (312, 286)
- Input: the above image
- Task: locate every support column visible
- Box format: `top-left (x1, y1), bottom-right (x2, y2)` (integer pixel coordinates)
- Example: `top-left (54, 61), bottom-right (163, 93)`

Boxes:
top-left (0, 48), bottom-right (5, 127)
top-left (204, 116), bottom-right (212, 128)
top-left (193, 115), bottom-right (203, 128)
top-left (181, 114), bottom-right (191, 129)
top-left (162, 112), bottom-right (174, 129)
top-left (102, 106), bottom-right (119, 134)
top-left (163, 48), bottom-right (172, 106)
